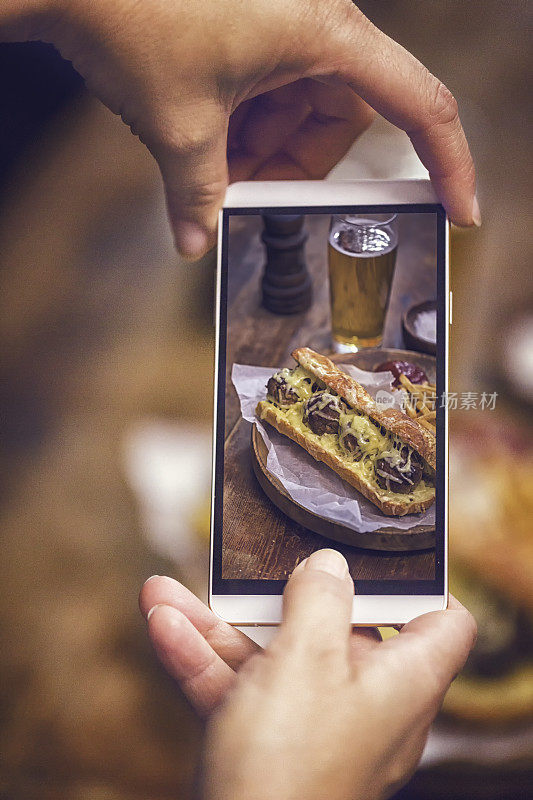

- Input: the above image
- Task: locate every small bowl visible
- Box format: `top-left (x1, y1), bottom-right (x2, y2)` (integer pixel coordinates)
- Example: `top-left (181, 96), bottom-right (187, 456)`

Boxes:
top-left (403, 299), bottom-right (437, 355)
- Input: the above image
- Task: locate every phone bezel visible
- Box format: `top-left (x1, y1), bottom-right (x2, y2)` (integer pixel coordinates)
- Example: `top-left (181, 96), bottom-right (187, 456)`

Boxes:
top-left (210, 180), bottom-right (449, 625)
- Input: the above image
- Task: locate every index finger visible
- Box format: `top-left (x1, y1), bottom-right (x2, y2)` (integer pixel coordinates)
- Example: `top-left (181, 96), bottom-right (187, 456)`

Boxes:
top-left (139, 575), bottom-right (260, 670)
top-left (380, 594), bottom-right (477, 704)
top-left (322, 6), bottom-right (478, 226)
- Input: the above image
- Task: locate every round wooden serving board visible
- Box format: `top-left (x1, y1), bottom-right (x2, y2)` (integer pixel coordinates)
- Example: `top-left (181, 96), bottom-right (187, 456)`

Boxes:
top-left (252, 347), bottom-right (436, 552)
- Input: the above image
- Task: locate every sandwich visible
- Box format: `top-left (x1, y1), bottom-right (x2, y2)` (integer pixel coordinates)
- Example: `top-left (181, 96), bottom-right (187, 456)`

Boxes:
top-left (255, 347), bottom-right (436, 516)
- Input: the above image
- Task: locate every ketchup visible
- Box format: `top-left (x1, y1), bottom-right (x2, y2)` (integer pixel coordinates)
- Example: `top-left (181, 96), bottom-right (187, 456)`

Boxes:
top-left (374, 360), bottom-right (428, 388)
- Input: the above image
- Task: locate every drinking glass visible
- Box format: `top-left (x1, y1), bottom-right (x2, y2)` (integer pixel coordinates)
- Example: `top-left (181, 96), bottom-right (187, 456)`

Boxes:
top-left (328, 213), bottom-right (399, 352)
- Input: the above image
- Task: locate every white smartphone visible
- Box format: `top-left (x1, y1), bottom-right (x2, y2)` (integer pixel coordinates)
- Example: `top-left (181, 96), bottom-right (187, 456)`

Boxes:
top-left (210, 179), bottom-right (449, 626)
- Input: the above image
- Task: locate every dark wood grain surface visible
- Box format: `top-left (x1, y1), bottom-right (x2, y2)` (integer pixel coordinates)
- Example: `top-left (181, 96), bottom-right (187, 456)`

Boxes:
top-left (222, 213), bottom-right (436, 581)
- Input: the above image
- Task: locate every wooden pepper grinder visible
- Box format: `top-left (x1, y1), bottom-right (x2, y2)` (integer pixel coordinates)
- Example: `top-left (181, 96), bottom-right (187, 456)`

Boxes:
top-left (260, 214), bottom-right (312, 314)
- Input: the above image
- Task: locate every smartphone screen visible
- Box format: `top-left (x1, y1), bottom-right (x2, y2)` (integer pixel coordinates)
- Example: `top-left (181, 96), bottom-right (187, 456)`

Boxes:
top-left (212, 200), bottom-right (446, 601)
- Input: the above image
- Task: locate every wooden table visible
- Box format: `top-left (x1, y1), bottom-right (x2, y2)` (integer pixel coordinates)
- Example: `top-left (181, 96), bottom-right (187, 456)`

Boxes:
top-left (222, 213), bottom-right (436, 581)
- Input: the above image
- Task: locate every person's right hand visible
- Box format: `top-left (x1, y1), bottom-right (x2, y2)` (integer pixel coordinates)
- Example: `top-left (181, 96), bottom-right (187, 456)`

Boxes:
top-left (140, 549), bottom-right (476, 800)
top-left (10, 0), bottom-right (478, 259)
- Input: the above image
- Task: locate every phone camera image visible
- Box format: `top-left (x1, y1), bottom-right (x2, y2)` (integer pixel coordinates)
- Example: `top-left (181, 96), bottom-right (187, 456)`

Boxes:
top-left (212, 188), bottom-right (447, 613)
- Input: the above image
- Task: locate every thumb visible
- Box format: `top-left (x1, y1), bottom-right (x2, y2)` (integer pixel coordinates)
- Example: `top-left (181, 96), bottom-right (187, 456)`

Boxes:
top-left (278, 549), bottom-right (354, 667)
top-left (152, 104), bottom-right (229, 260)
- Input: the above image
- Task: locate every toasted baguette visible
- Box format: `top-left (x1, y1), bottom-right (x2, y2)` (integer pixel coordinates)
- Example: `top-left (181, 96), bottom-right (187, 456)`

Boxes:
top-left (256, 401), bottom-right (434, 516)
top-left (293, 347), bottom-right (436, 470)
top-left (255, 348), bottom-right (436, 516)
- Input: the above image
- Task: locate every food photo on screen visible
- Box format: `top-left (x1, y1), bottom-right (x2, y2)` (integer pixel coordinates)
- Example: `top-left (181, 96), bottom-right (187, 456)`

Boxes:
top-left (220, 210), bottom-right (444, 586)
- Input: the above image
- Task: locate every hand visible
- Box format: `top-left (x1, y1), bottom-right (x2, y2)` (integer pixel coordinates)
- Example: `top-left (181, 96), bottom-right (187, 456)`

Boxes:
top-left (139, 549), bottom-right (476, 800)
top-left (5, 0), bottom-right (478, 259)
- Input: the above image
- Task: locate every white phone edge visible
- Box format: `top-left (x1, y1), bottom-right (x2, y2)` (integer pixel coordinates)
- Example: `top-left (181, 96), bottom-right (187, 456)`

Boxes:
top-left (209, 179), bottom-right (449, 627)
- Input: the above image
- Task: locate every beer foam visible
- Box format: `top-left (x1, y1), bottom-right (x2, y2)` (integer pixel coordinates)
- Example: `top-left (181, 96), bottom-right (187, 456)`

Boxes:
top-left (329, 226), bottom-right (396, 257)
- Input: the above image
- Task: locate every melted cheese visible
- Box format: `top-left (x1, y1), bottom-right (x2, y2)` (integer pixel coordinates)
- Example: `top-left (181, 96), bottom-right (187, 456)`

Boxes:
top-left (268, 379), bottom-right (434, 503)
top-left (275, 366), bottom-right (318, 401)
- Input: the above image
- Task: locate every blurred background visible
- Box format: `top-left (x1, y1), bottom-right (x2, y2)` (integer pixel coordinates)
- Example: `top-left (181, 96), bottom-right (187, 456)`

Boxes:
top-left (0, 1), bottom-right (531, 798)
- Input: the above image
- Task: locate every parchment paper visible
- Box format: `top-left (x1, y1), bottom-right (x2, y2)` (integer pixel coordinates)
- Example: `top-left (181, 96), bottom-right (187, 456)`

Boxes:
top-left (232, 363), bottom-right (435, 533)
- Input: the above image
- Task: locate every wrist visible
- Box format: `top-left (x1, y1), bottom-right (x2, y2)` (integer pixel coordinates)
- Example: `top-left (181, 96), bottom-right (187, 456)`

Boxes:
top-left (0, 0), bottom-right (63, 42)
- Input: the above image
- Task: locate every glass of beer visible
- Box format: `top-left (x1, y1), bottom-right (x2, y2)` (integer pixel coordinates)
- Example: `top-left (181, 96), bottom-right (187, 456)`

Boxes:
top-left (328, 213), bottom-right (399, 352)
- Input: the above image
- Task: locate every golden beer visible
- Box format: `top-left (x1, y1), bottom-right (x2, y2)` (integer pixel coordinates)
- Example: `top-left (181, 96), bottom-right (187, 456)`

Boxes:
top-left (328, 215), bottom-right (398, 351)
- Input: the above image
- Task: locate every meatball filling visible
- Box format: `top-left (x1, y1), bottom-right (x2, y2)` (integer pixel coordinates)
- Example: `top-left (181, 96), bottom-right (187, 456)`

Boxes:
top-left (375, 447), bottom-right (423, 493)
top-left (339, 422), bottom-right (364, 460)
top-left (266, 366), bottom-right (324, 406)
top-left (303, 391), bottom-right (345, 436)
top-left (266, 374), bottom-right (300, 406)
top-left (263, 367), bottom-right (433, 500)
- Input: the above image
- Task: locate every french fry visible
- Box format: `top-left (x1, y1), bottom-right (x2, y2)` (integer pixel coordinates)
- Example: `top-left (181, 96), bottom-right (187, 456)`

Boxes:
top-left (419, 417), bottom-right (436, 432)
top-left (415, 399), bottom-right (431, 415)
top-left (405, 404), bottom-right (417, 419)
top-left (398, 374), bottom-right (436, 428)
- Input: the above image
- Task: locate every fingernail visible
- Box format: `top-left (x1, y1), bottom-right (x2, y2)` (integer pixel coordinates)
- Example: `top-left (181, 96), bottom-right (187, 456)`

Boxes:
top-left (173, 221), bottom-right (209, 260)
top-left (146, 604), bottom-right (161, 622)
top-left (292, 557), bottom-right (308, 575)
top-left (305, 549), bottom-right (348, 580)
top-left (144, 574), bottom-right (160, 585)
top-left (472, 195), bottom-right (481, 227)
